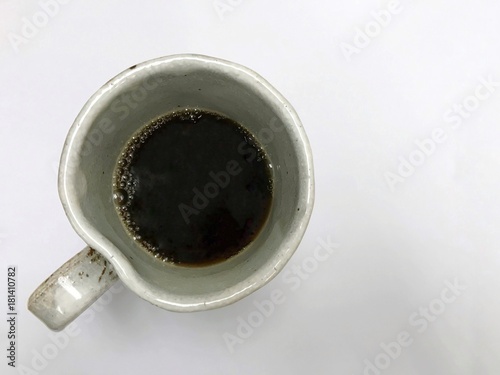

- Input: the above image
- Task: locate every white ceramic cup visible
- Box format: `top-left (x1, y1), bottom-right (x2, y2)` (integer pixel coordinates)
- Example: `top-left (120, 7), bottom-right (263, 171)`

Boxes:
top-left (28, 54), bottom-right (314, 331)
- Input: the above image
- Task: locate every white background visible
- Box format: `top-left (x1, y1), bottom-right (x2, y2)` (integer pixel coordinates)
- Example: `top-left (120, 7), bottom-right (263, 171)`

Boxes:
top-left (1, 0), bottom-right (500, 374)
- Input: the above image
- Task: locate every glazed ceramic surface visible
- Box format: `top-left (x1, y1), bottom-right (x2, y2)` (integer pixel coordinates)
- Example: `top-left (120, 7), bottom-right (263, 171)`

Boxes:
top-left (30, 54), bottom-right (314, 330)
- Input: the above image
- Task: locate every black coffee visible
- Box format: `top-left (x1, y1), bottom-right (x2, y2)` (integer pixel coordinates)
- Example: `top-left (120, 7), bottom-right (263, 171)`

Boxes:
top-left (113, 109), bottom-right (273, 266)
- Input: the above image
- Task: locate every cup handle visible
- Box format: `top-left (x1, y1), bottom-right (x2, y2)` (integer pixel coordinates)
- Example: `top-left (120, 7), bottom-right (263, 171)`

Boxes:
top-left (28, 246), bottom-right (118, 331)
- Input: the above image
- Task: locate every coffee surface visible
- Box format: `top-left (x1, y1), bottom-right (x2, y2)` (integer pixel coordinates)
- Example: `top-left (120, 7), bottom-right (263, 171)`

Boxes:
top-left (114, 109), bottom-right (273, 266)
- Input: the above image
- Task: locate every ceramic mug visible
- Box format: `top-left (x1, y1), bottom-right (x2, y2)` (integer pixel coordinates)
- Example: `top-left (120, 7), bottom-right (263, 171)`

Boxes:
top-left (28, 54), bottom-right (314, 331)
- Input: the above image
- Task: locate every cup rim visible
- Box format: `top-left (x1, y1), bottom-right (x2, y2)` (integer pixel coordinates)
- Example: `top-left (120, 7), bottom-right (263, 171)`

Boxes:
top-left (58, 54), bottom-right (315, 312)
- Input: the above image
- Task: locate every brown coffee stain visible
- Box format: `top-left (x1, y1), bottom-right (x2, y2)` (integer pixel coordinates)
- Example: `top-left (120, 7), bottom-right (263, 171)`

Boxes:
top-left (87, 247), bottom-right (111, 283)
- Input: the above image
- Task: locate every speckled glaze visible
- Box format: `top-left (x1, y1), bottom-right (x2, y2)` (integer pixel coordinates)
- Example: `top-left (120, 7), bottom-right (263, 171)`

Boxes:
top-left (28, 247), bottom-right (118, 331)
top-left (29, 54), bottom-right (314, 330)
